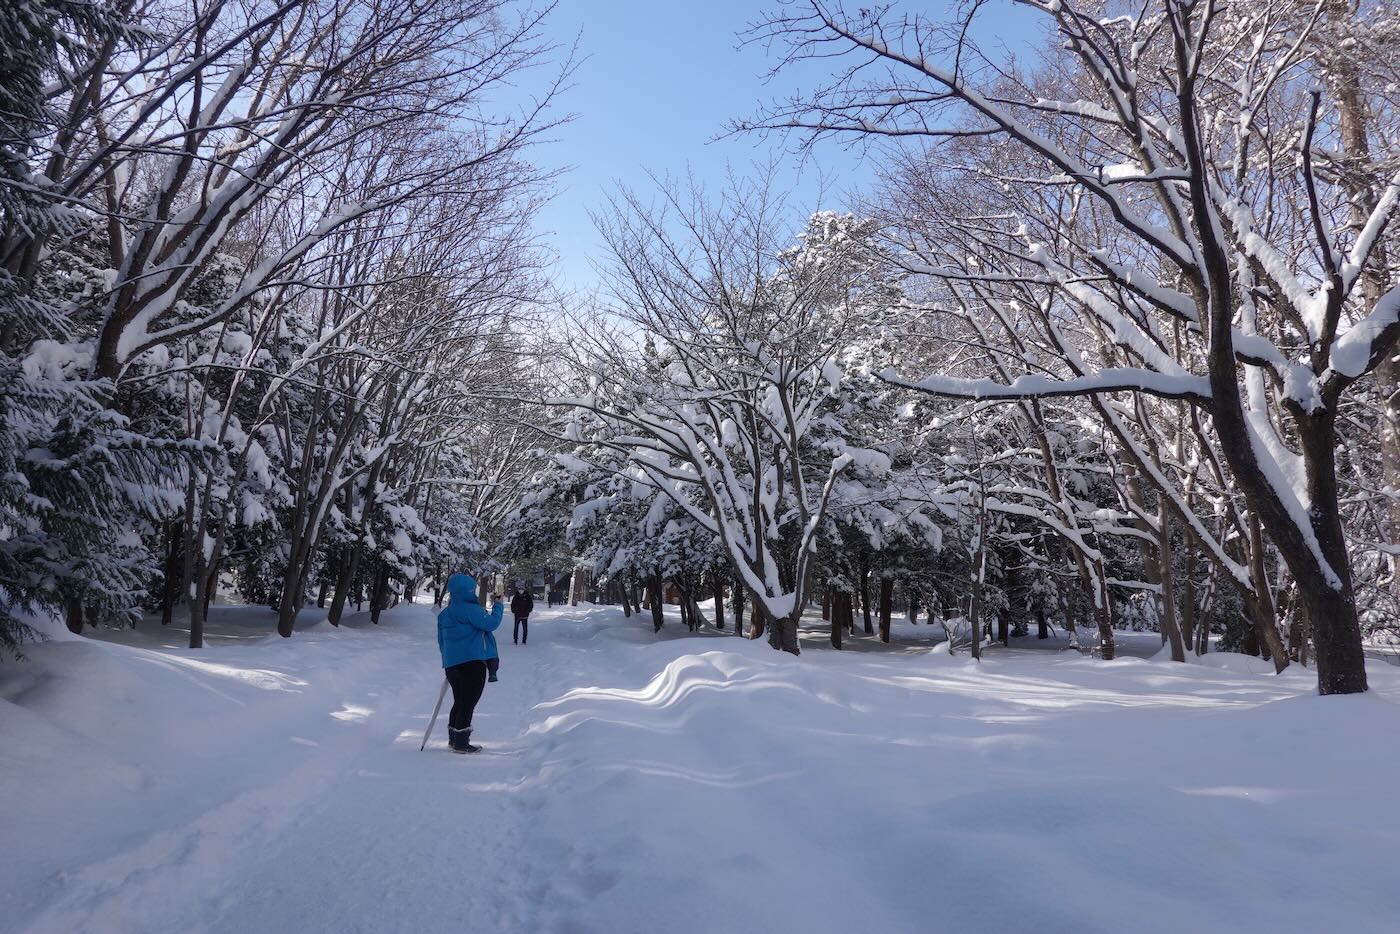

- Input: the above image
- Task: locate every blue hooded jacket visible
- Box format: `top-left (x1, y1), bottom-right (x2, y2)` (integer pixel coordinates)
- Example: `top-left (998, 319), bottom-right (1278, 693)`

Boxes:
top-left (437, 574), bottom-right (503, 668)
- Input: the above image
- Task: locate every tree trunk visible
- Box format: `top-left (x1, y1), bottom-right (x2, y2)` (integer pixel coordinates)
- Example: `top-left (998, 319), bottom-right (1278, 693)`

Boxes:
top-left (369, 563), bottom-right (389, 625)
top-left (64, 598), bottom-right (84, 635)
top-left (821, 587), bottom-right (831, 621)
top-left (189, 521), bottom-right (228, 649)
top-left (201, 555), bottom-right (219, 619)
top-left (1088, 558), bottom-right (1116, 660)
top-left (1158, 500), bottom-right (1187, 662)
top-left (1379, 354), bottom-right (1400, 602)
top-left (768, 611), bottom-right (800, 655)
top-left (160, 528), bottom-right (181, 626)
top-left (831, 590), bottom-right (848, 649)
top-left (860, 562), bottom-right (874, 634)
top-left (713, 574), bottom-right (725, 630)
top-left (969, 572), bottom-right (983, 661)
top-left (1295, 566), bottom-right (1366, 691)
top-left (1326, 3), bottom-right (1400, 610)
top-left (317, 577), bottom-right (330, 609)
top-left (1290, 594), bottom-right (1312, 666)
top-left (1197, 565), bottom-right (1220, 657)
top-left (570, 566), bottom-right (589, 606)
top-left (277, 581), bottom-right (302, 638)
top-left (327, 541), bottom-right (363, 627)
top-left (1184, 536), bottom-right (1198, 653)
top-left (177, 476), bottom-right (199, 635)
top-left (1062, 592), bottom-right (1079, 649)
top-left (1036, 607), bottom-right (1049, 640)
top-left (1199, 240), bottom-right (1364, 689)
top-left (877, 576), bottom-right (893, 643)
top-left (190, 576), bottom-right (209, 649)
top-left (749, 602), bottom-right (765, 641)
top-left (276, 527), bottom-right (319, 638)
top-left (732, 575), bottom-right (745, 633)
top-left (1246, 510), bottom-right (1290, 672)
top-left (1092, 601), bottom-right (1115, 660)
top-left (1243, 620), bottom-right (1261, 657)
top-left (650, 569), bottom-right (664, 633)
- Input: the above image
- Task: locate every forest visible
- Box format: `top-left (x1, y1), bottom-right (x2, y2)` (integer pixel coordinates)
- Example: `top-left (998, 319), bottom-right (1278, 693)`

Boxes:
top-left (3, 0), bottom-right (1399, 703)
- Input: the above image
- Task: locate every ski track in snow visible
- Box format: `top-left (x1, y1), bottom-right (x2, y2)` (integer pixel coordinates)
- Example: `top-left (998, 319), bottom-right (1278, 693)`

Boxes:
top-left (5, 607), bottom-right (575, 934)
top-left (5, 604), bottom-right (1400, 934)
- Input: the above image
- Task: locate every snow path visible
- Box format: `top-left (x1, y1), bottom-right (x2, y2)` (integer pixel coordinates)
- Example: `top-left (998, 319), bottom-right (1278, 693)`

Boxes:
top-left (4, 604), bottom-right (1400, 933)
top-left (6, 605), bottom-right (576, 934)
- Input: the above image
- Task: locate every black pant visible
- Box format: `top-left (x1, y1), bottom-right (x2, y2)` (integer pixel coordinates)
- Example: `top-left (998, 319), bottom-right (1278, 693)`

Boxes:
top-left (445, 660), bottom-right (487, 730)
top-left (514, 616), bottom-right (528, 643)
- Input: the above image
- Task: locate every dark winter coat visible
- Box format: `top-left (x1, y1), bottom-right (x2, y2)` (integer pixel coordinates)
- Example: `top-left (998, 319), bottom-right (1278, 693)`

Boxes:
top-left (438, 574), bottom-right (503, 668)
top-left (510, 592), bottom-right (535, 618)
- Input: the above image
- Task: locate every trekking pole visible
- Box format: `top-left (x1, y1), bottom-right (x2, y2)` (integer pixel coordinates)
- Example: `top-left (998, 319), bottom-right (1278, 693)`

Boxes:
top-left (419, 678), bottom-right (449, 751)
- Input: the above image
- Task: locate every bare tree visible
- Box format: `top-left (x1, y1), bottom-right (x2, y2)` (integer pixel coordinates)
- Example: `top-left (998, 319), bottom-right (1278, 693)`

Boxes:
top-left (745, 0), bottom-right (1400, 692)
top-left (551, 179), bottom-right (880, 653)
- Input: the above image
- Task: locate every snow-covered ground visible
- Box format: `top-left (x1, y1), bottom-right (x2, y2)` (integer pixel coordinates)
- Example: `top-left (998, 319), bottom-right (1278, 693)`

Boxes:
top-left (4, 603), bottom-right (1400, 934)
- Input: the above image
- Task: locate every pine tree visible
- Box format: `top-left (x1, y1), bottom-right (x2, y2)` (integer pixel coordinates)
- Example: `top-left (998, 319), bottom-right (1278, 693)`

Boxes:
top-left (0, 1), bottom-right (153, 655)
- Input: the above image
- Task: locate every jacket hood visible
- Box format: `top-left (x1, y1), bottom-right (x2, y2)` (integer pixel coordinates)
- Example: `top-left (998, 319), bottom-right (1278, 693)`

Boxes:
top-left (447, 574), bottom-right (479, 604)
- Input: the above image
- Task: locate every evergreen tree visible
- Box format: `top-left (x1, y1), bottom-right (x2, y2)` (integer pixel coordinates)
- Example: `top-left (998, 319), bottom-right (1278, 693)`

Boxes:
top-left (0, 0), bottom-right (154, 654)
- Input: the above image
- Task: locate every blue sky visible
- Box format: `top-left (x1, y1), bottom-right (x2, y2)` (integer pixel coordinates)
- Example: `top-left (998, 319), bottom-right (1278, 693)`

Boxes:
top-left (521, 0), bottom-right (1043, 293)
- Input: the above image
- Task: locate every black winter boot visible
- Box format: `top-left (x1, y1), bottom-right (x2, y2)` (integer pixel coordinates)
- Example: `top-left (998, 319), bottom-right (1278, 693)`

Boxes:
top-left (448, 728), bottom-right (469, 754)
top-left (461, 729), bottom-right (481, 753)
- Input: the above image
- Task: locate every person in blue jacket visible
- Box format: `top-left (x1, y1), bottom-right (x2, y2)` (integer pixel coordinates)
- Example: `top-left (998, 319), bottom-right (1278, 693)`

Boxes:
top-left (437, 573), bottom-right (503, 753)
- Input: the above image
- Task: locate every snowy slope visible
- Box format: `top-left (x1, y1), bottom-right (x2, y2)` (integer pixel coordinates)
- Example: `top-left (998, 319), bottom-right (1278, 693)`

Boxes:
top-left (3, 604), bottom-right (1399, 934)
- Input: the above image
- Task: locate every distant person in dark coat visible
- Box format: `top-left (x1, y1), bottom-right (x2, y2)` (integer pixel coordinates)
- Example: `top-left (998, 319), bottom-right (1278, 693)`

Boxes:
top-left (511, 587), bottom-right (535, 645)
top-left (437, 573), bottom-right (503, 753)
